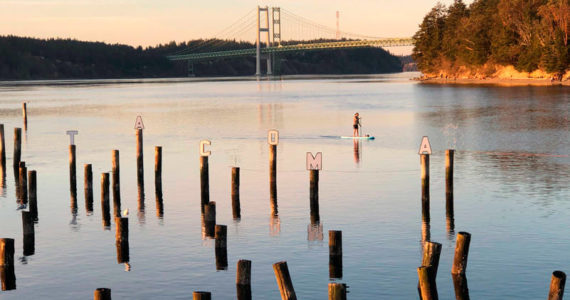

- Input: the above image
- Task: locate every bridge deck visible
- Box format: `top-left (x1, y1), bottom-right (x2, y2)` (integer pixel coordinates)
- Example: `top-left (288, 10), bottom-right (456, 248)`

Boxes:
top-left (167, 38), bottom-right (413, 61)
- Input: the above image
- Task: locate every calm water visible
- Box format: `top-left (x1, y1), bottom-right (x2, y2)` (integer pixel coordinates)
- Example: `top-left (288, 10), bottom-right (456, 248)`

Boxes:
top-left (0, 73), bottom-right (568, 299)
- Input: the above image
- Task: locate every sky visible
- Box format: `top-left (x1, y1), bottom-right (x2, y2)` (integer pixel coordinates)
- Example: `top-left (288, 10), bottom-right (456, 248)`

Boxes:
top-left (0, 0), bottom-right (472, 49)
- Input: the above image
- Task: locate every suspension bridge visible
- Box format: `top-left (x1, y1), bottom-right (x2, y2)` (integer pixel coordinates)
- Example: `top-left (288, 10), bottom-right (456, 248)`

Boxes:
top-left (167, 7), bottom-right (414, 76)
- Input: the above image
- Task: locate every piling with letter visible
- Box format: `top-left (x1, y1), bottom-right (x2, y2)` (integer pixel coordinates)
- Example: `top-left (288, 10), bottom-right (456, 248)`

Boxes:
top-left (420, 153), bottom-right (429, 217)
top-left (309, 169), bottom-right (319, 224)
top-left (69, 145), bottom-right (77, 201)
top-left (269, 144), bottom-right (277, 215)
top-left (200, 156), bottom-right (209, 212)
top-left (136, 128), bottom-right (144, 197)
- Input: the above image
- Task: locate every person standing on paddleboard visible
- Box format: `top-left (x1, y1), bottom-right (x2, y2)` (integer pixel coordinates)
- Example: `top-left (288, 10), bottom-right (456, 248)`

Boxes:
top-left (353, 112), bottom-right (361, 137)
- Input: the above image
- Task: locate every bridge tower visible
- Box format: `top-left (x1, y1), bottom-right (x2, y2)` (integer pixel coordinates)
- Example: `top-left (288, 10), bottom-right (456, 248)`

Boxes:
top-left (256, 6), bottom-right (272, 76)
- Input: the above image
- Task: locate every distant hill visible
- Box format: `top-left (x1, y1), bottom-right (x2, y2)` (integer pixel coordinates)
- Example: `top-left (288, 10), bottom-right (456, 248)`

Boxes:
top-left (0, 35), bottom-right (403, 80)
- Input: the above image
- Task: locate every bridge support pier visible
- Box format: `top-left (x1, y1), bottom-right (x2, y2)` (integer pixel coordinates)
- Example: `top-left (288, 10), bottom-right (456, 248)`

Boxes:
top-left (256, 6), bottom-right (271, 76)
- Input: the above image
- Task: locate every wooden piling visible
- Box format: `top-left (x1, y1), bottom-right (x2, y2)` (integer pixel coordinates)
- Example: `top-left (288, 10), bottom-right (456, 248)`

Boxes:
top-left (548, 271), bottom-right (566, 300)
top-left (215, 224), bottom-right (228, 270)
top-left (0, 124), bottom-right (5, 169)
top-left (310, 169), bottom-right (319, 224)
top-left (13, 128), bottom-right (21, 169)
top-left (18, 161), bottom-right (27, 204)
top-left (236, 259), bottom-right (252, 300)
top-left (328, 283), bottom-right (347, 300)
top-left (200, 156), bottom-right (209, 212)
top-left (452, 274), bottom-right (470, 300)
top-left (418, 265), bottom-right (438, 300)
top-left (232, 167), bottom-right (240, 219)
top-left (445, 149), bottom-right (454, 207)
top-left (273, 261), bottom-right (297, 300)
top-left (22, 102), bottom-right (27, 130)
top-left (112, 150), bottom-right (121, 217)
top-left (0, 238), bottom-right (15, 267)
top-left (204, 201), bottom-right (216, 238)
top-left (0, 264), bottom-right (16, 291)
top-left (94, 288), bottom-right (112, 300)
top-left (269, 144), bottom-right (277, 215)
top-left (329, 230), bottom-right (342, 279)
top-left (84, 164), bottom-right (93, 213)
top-left (28, 170), bottom-right (38, 221)
top-left (193, 291), bottom-right (211, 300)
top-left (420, 154), bottom-right (429, 215)
top-left (101, 173), bottom-right (110, 228)
top-left (22, 211), bottom-right (34, 256)
top-left (115, 217), bottom-right (129, 263)
top-left (418, 241), bottom-right (442, 299)
top-left (136, 129), bottom-right (144, 188)
top-left (451, 232), bottom-right (471, 275)
top-left (69, 144), bottom-right (77, 194)
top-left (155, 146), bottom-right (162, 198)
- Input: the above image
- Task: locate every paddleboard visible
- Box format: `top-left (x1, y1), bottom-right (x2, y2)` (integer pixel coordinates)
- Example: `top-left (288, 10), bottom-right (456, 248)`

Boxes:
top-left (340, 136), bottom-right (375, 140)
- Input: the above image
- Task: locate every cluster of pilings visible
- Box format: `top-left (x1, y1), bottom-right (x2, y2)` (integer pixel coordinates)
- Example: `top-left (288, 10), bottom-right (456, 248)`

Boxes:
top-left (0, 103), bottom-right (567, 299)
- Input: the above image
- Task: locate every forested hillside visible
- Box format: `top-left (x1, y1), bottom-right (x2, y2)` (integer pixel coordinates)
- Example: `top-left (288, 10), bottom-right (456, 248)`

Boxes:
top-left (0, 36), bottom-right (403, 80)
top-left (412, 0), bottom-right (569, 79)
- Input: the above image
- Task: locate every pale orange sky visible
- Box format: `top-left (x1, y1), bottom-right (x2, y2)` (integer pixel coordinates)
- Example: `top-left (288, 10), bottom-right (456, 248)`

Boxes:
top-left (0, 0), bottom-right (470, 49)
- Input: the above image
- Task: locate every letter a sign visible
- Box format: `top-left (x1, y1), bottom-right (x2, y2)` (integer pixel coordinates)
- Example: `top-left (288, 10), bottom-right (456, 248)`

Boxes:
top-left (134, 116), bottom-right (145, 130)
top-left (418, 136), bottom-right (432, 155)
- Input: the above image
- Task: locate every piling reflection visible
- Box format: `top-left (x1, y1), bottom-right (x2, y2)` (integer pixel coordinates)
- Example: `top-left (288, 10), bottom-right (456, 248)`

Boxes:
top-left (452, 274), bottom-right (470, 300)
top-left (269, 215), bottom-right (280, 236)
top-left (0, 166), bottom-right (5, 197)
top-left (446, 204), bottom-right (455, 240)
top-left (155, 194), bottom-right (164, 219)
top-left (137, 186), bottom-right (145, 225)
top-left (307, 222), bottom-right (323, 241)
top-left (0, 265), bottom-right (16, 291)
top-left (421, 213), bottom-right (431, 244)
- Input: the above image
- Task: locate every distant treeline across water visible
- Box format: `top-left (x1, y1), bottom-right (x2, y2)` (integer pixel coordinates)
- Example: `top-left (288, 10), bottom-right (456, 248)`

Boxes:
top-left (0, 36), bottom-right (405, 80)
top-left (413, 0), bottom-right (569, 78)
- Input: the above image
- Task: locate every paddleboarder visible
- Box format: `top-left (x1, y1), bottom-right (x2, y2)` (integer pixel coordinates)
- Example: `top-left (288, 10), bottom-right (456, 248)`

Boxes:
top-left (353, 112), bottom-right (361, 137)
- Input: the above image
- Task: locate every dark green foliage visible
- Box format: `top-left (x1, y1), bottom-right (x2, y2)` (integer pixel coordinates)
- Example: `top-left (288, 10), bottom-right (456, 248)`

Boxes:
top-left (412, 0), bottom-right (570, 77)
top-left (0, 36), bottom-right (402, 79)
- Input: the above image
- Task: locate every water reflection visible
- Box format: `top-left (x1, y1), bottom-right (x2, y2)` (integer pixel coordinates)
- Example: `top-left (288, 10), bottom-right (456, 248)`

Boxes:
top-left (138, 185), bottom-right (146, 225)
top-left (307, 223), bottom-right (323, 242)
top-left (353, 139), bottom-right (361, 164)
top-left (269, 215), bottom-right (280, 236)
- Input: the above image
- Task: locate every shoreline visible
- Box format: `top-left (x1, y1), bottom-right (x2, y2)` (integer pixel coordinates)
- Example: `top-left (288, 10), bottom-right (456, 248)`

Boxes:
top-left (417, 77), bottom-right (570, 87)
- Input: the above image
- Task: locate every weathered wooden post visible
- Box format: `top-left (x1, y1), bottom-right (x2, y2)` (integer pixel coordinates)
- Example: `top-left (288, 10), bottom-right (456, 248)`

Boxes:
top-left (13, 128), bottom-right (21, 169)
top-left (204, 201), bottom-right (216, 238)
top-left (273, 261), bottom-right (297, 300)
top-left (310, 169), bottom-right (320, 224)
top-left (451, 232), bottom-right (471, 275)
top-left (28, 170), bottom-right (38, 221)
top-left (328, 283), bottom-right (347, 300)
top-left (420, 153), bottom-right (430, 217)
top-left (418, 241), bottom-right (442, 299)
top-left (22, 102), bottom-right (27, 130)
top-left (136, 128), bottom-right (144, 189)
top-left (22, 211), bottom-right (34, 256)
top-left (94, 288), bottom-right (112, 300)
top-left (452, 274), bottom-right (470, 300)
top-left (236, 259), bottom-right (252, 300)
top-left (215, 225), bottom-right (228, 270)
top-left (269, 144), bottom-right (277, 215)
top-left (0, 238), bottom-right (14, 267)
top-left (18, 161), bottom-right (27, 204)
top-left (112, 150), bottom-right (121, 218)
top-left (200, 156), bottom-right (209, 212)
top-left (154, 146), bottom-right (163, 218)
top-left (101, 173), bottom-right (111, 229)
top-left (329, 230), bottom-right (342, 279)
top-left (84, 164), bottom-right (93, 213)
top-left (0, 238), bottom-right (15, 291)
top-left (548, 271), bottom-right (566, 300)
top-left (193, 291), bottom-right (211, 300)
top-left (0, 124), bottom-right (5, 169)
top-left (69, 144), bottom-right (77, 196)
top-left (232, 167), bottom-right (240, 219)
top-left (115, 217), bottom-right (129, 264)
top-left (445, 149), bottom-right (454, 206)
top-left (418, 265), bottom-right (438, 300)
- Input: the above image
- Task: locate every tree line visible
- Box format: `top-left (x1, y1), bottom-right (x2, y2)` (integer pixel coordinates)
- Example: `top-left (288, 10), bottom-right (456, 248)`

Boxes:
top-left (412, 0), bottom-right (569, 78)
top-left (0, 35), bottom-right (403, 80)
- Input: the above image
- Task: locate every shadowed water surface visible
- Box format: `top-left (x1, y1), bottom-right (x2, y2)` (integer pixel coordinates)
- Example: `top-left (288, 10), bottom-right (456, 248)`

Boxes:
top-left (0, 73), bottom-right (568, 299)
